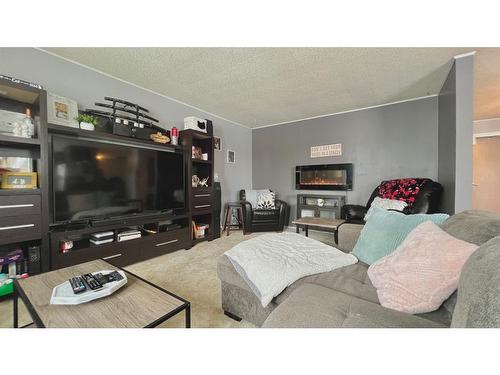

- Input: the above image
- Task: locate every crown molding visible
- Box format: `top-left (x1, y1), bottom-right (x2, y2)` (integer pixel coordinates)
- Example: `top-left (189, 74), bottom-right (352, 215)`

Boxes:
top-left (252, 94), bottom-right (438, 130)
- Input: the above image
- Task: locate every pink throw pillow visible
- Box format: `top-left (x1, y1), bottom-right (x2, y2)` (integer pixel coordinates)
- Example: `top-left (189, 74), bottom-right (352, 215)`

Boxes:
top-left (367, 221), bottom-right (478, 314)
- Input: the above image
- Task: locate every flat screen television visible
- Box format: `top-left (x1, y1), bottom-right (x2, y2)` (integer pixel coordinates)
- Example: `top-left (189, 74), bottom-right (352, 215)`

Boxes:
top-left (51, 135), bottom-right (185, 223)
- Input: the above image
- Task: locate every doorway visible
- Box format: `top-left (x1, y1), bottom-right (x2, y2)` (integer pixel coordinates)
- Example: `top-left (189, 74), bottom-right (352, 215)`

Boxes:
top-left (473, 136), bottom-right (500, 213)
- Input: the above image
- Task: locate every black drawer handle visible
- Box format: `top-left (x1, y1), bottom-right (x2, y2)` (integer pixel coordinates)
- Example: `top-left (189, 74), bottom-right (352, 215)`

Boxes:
top-left (194, 194), bottom-right (211, 197)
top-left (155, 239), bottom-right (179, 247)
top-left (103, 253), bottom-right (122, 260)
top-left (0, 223), bottom-right (35, 231)
top-left (0, 204), bottom-right (34, 209)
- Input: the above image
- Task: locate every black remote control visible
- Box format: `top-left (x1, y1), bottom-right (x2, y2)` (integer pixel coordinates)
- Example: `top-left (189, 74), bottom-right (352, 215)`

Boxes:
top-left (93, 273), bottom-right (108, 286)
top-left (81, 273), bottom-right (103, 290)
top-left (69, 277), bottom-right (87, 294)
top-left (107, 271), bottom-right (124, 282)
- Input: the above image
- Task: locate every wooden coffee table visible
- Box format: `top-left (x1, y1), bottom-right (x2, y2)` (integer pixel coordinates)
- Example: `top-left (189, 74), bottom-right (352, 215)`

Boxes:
top-left (13, 259), bottom-right (190, 328)
top-left (292, 217), bottom-right (345, 237)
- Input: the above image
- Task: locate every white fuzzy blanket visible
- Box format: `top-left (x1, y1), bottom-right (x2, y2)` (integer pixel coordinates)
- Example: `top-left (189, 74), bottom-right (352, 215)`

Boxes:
top-left (224, 232), bottom-right (358, 307)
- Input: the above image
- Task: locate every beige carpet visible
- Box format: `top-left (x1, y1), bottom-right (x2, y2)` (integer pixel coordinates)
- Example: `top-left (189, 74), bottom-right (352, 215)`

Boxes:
top-left (0, 229), bottom-right (334, 328)
top-left (0, 231), bottom-right (259, 328)
top-left (125, 231), bottom-right (259, 328)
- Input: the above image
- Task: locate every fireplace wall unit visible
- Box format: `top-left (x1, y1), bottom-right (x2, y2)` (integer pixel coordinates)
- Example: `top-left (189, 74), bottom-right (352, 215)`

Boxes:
top-left (295, 163), bottom-right (353, 191)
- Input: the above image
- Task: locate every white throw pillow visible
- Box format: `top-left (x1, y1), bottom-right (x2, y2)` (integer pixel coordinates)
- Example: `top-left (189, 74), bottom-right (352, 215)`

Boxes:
top-left (364, 197), bottom-right (408, 221)
top-left (245, 189), bottom-right (268, 208)
top-left (256, 190), bottom-right (276, 209)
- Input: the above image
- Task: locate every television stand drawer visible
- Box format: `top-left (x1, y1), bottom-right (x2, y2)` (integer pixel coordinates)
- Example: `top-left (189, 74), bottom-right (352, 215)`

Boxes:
top-left (0, 215), bottom-right (41, 246)
top-left (0, 195), bottom-right (41, 218)
top-left (142, 228), bottom-right (190, 260)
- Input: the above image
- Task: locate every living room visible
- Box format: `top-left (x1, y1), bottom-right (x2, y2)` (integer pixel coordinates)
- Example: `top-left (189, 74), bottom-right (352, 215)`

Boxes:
top-left (2, 1), bottom-right (500, 373)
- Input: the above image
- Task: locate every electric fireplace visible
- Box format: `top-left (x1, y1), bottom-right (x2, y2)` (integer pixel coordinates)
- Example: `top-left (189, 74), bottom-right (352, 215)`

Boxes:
top-left (295, 163), bottom-right (353, 191)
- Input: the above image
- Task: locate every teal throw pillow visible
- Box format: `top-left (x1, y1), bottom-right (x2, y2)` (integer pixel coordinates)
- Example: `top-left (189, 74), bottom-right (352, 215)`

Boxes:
top-left (351, 208), bottom-right (449, 265)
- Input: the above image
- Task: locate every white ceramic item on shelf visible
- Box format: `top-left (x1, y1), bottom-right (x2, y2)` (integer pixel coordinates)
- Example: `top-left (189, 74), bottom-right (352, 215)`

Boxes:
top-left (192, 175), bottom-right (200, 187)
top-left (79, 122), bottom-right (95, 131)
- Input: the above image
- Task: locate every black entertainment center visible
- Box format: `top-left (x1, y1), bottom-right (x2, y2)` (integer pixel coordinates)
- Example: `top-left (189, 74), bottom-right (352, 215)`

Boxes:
top-left (0, 77), bottom-right (217, 280)
top-left (47, 124), bottom-right (193, 269)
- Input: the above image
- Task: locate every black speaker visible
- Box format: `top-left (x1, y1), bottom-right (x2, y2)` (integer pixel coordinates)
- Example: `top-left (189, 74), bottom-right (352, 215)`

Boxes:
top-left (131, 126), bottom-right (155, 140)
top-left (27, 246), bottom-right (41, 275)
top-left (113, 122), bottom-right (132, 137)
top-left (205, 119), bottom-right (213, 136)
top-left (213, 182), bottom-right (221, 239)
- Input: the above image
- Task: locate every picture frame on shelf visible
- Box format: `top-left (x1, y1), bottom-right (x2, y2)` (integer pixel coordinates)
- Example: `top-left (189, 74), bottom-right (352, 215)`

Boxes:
top-left (47, 92), bottom-right (79, 128)
top-left (214, 136), bottom-right (222, 151)
top-left (0, 156), bottom-right (33, 172)
top-left (227, 150), bottom-right (235, 164)
top-left (1, 171), bottom-right (38, 189)
top-left (0, 109), bottom-right (26, 137)
top-left (192, 145), bottom-right (203, 160)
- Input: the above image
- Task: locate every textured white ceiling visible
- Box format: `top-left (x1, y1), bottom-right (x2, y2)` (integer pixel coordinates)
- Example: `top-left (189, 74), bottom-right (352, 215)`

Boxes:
top-left (43, 47), bottom-right (496, 128)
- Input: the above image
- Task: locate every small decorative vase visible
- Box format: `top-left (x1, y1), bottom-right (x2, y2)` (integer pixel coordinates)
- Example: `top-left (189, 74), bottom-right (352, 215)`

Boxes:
top-left (79, 122), bottom-right (95, 131)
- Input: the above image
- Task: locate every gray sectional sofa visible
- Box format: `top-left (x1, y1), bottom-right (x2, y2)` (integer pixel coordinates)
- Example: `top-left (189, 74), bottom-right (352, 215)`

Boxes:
top-left (217, 210), bottom-right (500, 328)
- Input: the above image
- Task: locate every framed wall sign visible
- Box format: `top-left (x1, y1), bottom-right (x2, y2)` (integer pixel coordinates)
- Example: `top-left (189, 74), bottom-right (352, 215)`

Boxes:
top-left (310, 143), bottom-right (342, 158)
top-left (214, 136), bottom-right (222, 151)
top-left (47, 92), bottom-right (79, 128)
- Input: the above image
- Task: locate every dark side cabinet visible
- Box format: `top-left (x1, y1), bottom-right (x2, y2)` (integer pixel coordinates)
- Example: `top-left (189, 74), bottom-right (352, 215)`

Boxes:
top-left (0, 194), bottom-right (42, 246)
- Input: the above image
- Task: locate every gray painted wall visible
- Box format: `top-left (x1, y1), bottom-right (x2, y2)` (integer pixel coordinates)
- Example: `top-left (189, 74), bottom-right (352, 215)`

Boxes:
top-left (0, 48), bottom-right (253, 213)
top-left (1, 48), bottom-right (472, 221)
top-left (454, 55), bottom-right (474, 213)
top-left (438, 64), bottom-right (457, 214)
top-left (252, 97), bottom-right (439, 223)
top-left (438, 55), bottom-right (474, 214)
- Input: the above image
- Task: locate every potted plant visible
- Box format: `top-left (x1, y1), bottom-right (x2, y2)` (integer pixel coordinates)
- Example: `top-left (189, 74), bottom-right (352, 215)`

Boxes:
top-left (75, 114), bottom-right (98, 131)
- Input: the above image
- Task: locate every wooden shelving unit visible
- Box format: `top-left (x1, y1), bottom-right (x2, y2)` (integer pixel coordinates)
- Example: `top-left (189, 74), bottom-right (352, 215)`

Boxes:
top-left (0, 133), bottom-right (42, 146)
top-left (0, 78), bottom-right (49, 277)
top-left (296, 194), bottom-right (346, 221)
top-left (0, 188), bottom-right (40, 196)
top-left (1, 77), bottom-right (218, 277)
top-left (47, 123), bottom-right (187, 153)
top-left (180, 129), bottom-right (215, 245)
top-left (191, 159), bottom-right (212, 164)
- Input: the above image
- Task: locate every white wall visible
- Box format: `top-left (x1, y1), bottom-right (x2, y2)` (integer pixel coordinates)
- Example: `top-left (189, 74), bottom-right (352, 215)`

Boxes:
top-left (0, 48), bottom-right (253, 211)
